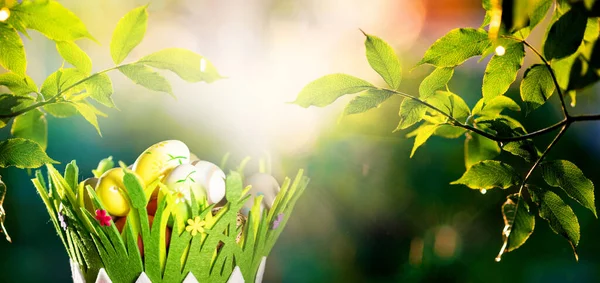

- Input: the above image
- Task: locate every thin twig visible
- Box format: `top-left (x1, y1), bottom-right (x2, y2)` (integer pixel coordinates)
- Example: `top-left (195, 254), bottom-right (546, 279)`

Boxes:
top-left (386, 88), bottom-right (567, 142)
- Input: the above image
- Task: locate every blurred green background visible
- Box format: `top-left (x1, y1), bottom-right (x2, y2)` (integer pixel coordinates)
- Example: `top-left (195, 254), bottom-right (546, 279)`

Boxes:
top-left (2, 0), bottom-right (600, 282)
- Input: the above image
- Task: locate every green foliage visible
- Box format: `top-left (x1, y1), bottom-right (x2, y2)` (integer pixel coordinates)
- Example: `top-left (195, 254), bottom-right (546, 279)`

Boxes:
top-left (408, 124), bottom-right (438, 158)
top-left (501, 194), bottom-right (535, 251)
top-left (10, 109), bottom-right (47, 150)
top-left (482, 42), bottom-right (525, 101)
top-left (10, 0), bottom-right (94, 41)
top-left (0, 2), bottom-right (222, 170)
top-left (418, 67), bottom-right (453, 99)
top-left (118, 64), bottom-right (174, 96)
top-left (451, 160), bottom-right (520, 190)
top-left (85, 73), bottom-right (115, 108)
top-left (529, 186), bottom-right (580, 256)
top-left (110, 5), bottom-right (148, 64)
top-left (344, 89), bottom-right (394, 116)
top-left (292, 0), bottom-right (600, 261)
top-left (139, 48), bottom-right (223, 83)
top-left (543, 4), bottom-right (587, 60)
top-left (56, 41), bottom-right (92, 75)
top-left (293, 74), bottom-right (373, 107)
top-left (363, 31), bottom-right (402, 90)
top-left (472, 96), bottom-right (521, 118)
top-left (0, 138), bottom-right (57, 168)
top-left (0, 73), bottom-right (37, 95)
top-left (520, 64), bottom-right (556, 112)
top-left (464, 133), bottom-right (500, 169)
top-left (417, 28), bottom-right (491, 67)
top-left (0, 22), bottom-right (26, 75)
top-left (395, 99), bottom-right (427, 131)
top-left (541, 160), bottom-right (597, 217)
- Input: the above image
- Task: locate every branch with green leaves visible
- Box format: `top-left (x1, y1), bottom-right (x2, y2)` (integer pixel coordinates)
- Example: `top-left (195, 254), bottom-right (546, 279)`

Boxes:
top-left (0, 1), bottom-right (222, 241)
top-left (294, 0), bottom-right (600, 261)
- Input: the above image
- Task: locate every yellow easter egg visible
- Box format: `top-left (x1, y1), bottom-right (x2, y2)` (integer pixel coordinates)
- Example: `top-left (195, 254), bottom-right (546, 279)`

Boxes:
top-left (132, 140), bottom-right (190, 186)
top-left (95, 168), bottom-right (130, 217)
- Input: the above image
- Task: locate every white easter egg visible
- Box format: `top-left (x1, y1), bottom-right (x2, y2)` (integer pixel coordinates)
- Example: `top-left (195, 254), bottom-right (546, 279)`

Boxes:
top-left (241, 173), bottom-right (280, 216)
top-left (192, 160), bottom-right (226, 204)
top-left (132, 140), bottom-right (190, 186)
top-left (163, 164), bottom-right (207, 204)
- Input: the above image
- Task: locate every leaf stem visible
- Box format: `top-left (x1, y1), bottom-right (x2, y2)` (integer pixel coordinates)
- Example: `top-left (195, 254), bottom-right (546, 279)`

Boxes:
top-left (0, 65), bottom-right (126, 119)
top-left (496, 124), bottom-right (568, 261)
top-left (386, 88), bottom-right (570, 142)
top-left (519, 125), bottom-right (567, 192)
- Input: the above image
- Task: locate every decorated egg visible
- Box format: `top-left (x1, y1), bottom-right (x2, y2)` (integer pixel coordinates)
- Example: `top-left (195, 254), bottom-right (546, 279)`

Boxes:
top-left (95, 168), bottom-right (130, 217)
top-left (241, 173), bottom-right (280, 216)
top-left (192, 160), bottom-right (226, 204)
top-left (132, 140), bottom-right (190, 186)
top-left (163, 164), bottom-right (207, 203)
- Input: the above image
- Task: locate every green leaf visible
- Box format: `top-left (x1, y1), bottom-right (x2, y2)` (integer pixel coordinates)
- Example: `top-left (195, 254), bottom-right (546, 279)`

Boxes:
top-left (583, 17), bottom-right (599, 43)
top-left (426, 91), bottom-right (471, 122)
top-left (551, 51), bottom-right (579, 91)
top-left (5, 8), bottom-right (29, 37)
top-left (502, 141), bottom-right (539, 162)
top-left (0, 22), bottom-right (26, 75)
top-left (417, 28), bottom-right (491, 67)
top-left (0, 93), bottom-right (34, 128)
top-left (418, 67), bottom-right (454, 99)
top-left (543, 5), bottom-right (587, 60)
top-left (343, 88), bottom-right (393, 115)
top-left (110, 5), bottom-right (148, 64)
top-left (434, 125), bottom-right (467, 139)
top-left (475, 115), bottom-right (539, 162)
top-left (520, 64), bottom-right (556, 113)
top-left (464, 132), bottom-right (500, 169)
top-left (10, 109), bottom-right (47, 150)
top-left (118, 64), bottom-right (173, 96)
top-left (541, 160), bottom-right (596, 217)
top-left (528, 0), bottom-right (553, 31)
top-left (85, 73), bottom-right (115, 108)
top-left (0, 73), bottom-right (37, 96)
top-left (363, 32), bottom-right (402, 90)
top-left (72, 101), bottom-right (102, 136)
top-left (472, 96), bottom-right (521, 118)
top-left (501, 194), bottom-right (535, 252)
top-left (482, 42), bottom-right (525, 101)
top-left (56, 41), bottom-right (92, 75)
top-left (0, 93), bottom-right (33, 114)
top-left (568, 56), bottom-right (600, 91)
top-left (408, 124), bottom-right (438, 158)
top-left (11, 0), bottom-right (94, 41)
top-left (294, 74), bottom-right (373, 107)
top-left (138, 48), bottom-right (222, 83)
top-left (0, 138), bottom-right (57, 168)
top-left (451, 160), bottom-right (520, 190)
top-left (40, 68), bottom-right (86, 118)
top-left (529, 186), bottom-right (580, 255)
top-left (394, 99), bottom-right (427, 131)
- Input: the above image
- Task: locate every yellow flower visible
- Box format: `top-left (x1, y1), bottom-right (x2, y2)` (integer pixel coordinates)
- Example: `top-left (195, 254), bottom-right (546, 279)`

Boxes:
top-left (185, 216), bottom-right (206, 236)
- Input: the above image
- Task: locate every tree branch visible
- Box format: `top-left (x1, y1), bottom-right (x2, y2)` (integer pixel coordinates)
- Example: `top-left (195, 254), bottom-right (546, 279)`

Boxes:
top-left (386, 88), bottom-right (568, 142)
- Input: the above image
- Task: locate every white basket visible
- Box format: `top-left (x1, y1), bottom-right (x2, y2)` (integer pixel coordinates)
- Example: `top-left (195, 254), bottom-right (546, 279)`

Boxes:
top-left (70, 257), bottom-right (267, 283)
